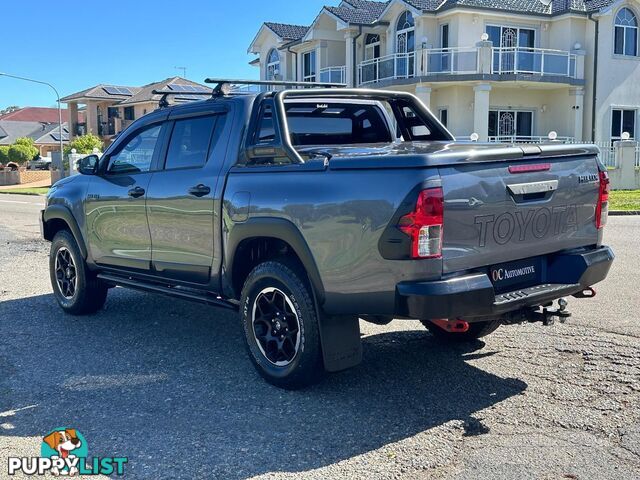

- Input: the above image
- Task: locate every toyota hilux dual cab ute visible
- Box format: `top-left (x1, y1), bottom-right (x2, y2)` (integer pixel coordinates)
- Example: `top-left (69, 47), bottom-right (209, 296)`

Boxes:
top-left (41, 80), bottom-right (614, 389)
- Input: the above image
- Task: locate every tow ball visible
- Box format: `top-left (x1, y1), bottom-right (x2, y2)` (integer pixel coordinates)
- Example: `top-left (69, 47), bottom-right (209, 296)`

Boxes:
top-left (540, 297), bottom-right (572, 326)
top-left (504, 298), bottom-right (572, 326)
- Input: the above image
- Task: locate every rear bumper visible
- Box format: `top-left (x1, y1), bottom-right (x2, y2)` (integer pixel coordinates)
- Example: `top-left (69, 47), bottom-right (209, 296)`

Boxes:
top-left (396, 246), bottom-right (614, 320)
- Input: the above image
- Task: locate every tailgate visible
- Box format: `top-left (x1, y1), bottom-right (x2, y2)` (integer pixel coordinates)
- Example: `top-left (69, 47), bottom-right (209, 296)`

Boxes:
top-left (440, 153), bottom-right (601, 274)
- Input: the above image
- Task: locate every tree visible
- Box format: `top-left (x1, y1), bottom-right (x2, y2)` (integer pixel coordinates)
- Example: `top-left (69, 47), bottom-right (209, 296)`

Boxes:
top-left (65, 133), bottom-right (103, 155)
top-left (0, 145), bottom-right (9, 164)
top-left (14, 137), bottom-right (36, 148)
top-left (8, 144), bottom-right (37, 165)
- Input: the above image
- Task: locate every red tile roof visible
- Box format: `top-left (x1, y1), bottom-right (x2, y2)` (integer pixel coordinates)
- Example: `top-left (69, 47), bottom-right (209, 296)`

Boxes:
top-left (0, 107), bottom-right (69, 123)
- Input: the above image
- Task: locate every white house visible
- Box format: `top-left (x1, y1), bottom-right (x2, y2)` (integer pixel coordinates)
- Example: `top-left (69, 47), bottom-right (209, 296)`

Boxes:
top-left (248, 0), bottom-right (640, 156)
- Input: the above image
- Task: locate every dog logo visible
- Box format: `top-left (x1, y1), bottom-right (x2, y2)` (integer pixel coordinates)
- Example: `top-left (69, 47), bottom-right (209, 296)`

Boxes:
top-left (8, 427), bottom-right (127, 476)
top-left (41, 428), bottom-right (88, 476)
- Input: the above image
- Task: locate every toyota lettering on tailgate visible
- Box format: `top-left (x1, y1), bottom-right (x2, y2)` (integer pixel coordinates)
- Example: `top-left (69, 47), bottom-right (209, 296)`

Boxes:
top-left (474, 205), bottom-right (578, 247)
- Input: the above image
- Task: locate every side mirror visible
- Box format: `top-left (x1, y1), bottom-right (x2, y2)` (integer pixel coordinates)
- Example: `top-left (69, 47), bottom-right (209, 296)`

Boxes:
top-left (78, 154), bottom-right (99, 175)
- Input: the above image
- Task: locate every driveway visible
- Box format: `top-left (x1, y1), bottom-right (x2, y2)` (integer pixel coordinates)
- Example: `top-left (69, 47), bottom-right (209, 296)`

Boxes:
top-left (0, 193), bottom-right (638, 479)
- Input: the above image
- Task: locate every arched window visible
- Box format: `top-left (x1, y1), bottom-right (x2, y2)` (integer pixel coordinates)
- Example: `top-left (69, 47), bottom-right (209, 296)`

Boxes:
top-left (266, 48), bottom-right (280, 80)
top-left (365, 34), bottom-right (380, 60)
top-left (396, 11), bottom-right (415, 54)
top-left (615, 8), bottom-right (638, 56)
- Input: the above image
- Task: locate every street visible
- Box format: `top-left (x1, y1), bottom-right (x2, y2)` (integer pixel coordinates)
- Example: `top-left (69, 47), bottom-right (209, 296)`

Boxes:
top-left (0, 193), bottom-right (638, 479)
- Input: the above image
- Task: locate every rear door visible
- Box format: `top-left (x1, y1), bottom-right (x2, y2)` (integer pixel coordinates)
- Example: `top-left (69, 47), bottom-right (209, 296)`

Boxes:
top-left (440, 154), bottom-right (601, 275)
top-left (145, 107), bottom-right (230, 284)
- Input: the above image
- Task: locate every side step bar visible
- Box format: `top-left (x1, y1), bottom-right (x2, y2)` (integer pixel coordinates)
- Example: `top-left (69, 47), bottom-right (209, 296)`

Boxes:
top-left (97, 273), bottom-right (238, 311)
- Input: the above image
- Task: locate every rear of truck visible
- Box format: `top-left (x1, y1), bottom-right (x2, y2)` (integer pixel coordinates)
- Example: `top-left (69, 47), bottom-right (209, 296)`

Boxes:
top-left (233, 89), bottom-right (614, 328)
top-left (389, 143), bottom-right (614, 326)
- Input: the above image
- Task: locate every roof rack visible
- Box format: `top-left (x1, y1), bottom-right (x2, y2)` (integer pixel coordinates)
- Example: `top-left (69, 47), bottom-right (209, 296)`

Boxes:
top-left (152, 89), bottom-right (212, 108)
top-left (204, 78), bottom-right (346, 96)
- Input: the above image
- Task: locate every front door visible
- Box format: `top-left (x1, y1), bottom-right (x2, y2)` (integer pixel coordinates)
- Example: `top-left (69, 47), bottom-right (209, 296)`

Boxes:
top-left (85, 122), bottom-right (164, 270)
top-left (146, 109), bottom-right (230, 284)
top-left (488, 110), bottom-right (534, 141)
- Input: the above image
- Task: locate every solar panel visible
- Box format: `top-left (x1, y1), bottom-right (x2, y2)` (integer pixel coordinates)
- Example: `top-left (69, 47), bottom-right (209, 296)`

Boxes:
top-left (168, 84), bottom-right (209, 93)
top-left (103, 86), bottom-right (121, 95)
top-left (103, 86), bottom-right (133, 96)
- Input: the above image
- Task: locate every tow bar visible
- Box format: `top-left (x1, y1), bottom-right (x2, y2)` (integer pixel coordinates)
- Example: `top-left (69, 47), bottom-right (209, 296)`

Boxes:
top-left (503, 298), bottom-right (572, 326)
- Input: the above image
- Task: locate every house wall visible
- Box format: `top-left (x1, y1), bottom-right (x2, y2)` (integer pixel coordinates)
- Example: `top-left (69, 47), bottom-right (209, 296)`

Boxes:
top-left (593, 2), bottom-right (640, 143)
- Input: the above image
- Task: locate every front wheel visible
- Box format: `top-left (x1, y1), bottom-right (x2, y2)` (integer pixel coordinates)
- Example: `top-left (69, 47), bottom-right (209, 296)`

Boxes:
top-left (49, 230), bottom-right (108, 315)
top-left (421, 319), bottom-right (501, 343)
top-left (240, 260), bottom-right (324, 389)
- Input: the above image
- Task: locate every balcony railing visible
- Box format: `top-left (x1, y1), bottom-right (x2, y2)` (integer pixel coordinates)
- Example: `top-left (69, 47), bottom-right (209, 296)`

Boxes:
top-left (319, 66), bottom-right (346, 84)
top-left (359, 52), bottom-right (415, 86)
top-left (425, 47), bottom-right (479, 75)
top-left (357, 46), bottom-right (580, 86)
top-left (492, 47), bottom-right (577, 78)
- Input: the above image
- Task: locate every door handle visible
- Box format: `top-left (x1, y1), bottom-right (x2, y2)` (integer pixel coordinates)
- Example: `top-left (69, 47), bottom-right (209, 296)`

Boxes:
top-left (188, 184), bottom-right (211, 197)
top-left (128, 186), bottom-right (145, 198)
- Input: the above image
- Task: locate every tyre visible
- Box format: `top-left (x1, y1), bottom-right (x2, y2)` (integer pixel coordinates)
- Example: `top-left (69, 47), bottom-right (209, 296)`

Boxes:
top-left (49, 230), bottom-right (108, 315)
top-left (240, 260), bottom-right (324, 389)
top-left (421, 319), bottom-right (501, 343)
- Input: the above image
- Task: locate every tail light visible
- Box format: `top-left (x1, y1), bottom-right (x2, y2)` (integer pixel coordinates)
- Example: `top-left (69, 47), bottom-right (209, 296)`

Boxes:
top-left (398, 187), bottom-right (444, 258)
top-left (595, 170), bottom-right (610, 230)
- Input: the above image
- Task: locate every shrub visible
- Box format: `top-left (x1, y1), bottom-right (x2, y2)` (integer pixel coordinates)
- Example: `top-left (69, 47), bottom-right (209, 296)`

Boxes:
top-left (8, 144), bottom-right (37, 165)
top-left (0, 145), bottom-right (9, 163)
top-left (65, 133), bottom-right (103, 155)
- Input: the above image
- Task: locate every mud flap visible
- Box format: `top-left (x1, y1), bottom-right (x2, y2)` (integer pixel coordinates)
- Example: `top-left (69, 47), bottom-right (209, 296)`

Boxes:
top-left (318, 315), bottom-right (362, 372)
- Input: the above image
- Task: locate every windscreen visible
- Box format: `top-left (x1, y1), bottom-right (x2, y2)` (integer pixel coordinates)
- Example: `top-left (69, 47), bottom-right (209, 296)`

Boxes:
top-left (284, 102), bottom-right (393, 146)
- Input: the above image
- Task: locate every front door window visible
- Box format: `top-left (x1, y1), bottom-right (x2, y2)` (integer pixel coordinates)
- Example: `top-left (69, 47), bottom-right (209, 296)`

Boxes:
top-left (488, 110), bottom-right (534, 141)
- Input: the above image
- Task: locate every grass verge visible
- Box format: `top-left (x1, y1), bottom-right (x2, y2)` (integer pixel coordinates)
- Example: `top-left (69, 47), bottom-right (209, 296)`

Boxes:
top-left (0, 187), bottom-right (50, 195)
top-left (610, 190), bottom-right (640, 211)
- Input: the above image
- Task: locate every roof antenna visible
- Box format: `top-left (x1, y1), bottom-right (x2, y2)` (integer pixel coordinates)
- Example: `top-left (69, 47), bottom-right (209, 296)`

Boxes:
top-left (175, 66), bottom-right (187, 78)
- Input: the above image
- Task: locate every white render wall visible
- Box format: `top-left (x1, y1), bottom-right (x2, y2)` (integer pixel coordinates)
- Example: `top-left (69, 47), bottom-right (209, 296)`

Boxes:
top-left (251, 1), bottom-right (640, 146)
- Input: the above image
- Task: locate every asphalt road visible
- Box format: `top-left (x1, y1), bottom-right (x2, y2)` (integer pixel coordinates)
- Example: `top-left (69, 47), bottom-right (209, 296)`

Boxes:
top-left (0, 193), bottom-right (638, 479)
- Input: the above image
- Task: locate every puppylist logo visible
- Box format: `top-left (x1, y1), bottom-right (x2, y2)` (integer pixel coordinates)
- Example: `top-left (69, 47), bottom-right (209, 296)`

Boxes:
top-left (7, 427), bottom-right (127, 476)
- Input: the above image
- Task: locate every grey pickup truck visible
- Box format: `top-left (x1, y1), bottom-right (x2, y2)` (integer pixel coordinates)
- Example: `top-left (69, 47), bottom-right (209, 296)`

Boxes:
top-left (41, 80), bottom-right (614, 389)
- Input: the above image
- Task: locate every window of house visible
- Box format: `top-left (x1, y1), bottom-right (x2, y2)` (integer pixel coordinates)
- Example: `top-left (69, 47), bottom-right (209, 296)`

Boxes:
top-left (439, 108), bottom-right (448, 128)
top-left (108, 124), bottom-right (162, 174)
top-left (365, 34), bottom-right (381, 60)
top-left (486, 25), bottom-right (535, 49)
top-left (611, 108), bottom-right (636, 139)
top-left (441, 24), bottom-right (449, 49)
top-left (488, 110), bottom-right (534, 140)
top-left (266, 48), bottom-right (281, 80)
top-left (396, 10), bottom-right (415, 54)
top-left (165, 115), bottom-right (218, 170)
top-left (615, 8), bottom-right (638, 56)
top-left (124, 107), bottom-right (135, 121)
top-left (302, 50), bottom-right (316, 82)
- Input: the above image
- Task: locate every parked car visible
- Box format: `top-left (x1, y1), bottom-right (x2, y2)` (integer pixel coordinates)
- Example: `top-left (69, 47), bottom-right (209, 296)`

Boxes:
top-left (28, 157), bottom-right (52, 170)
top-left (41, 84), bottom-right (614, 389)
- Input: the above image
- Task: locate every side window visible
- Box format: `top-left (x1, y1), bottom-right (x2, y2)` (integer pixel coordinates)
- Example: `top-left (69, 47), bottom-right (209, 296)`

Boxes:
top-left (108, 124), bottom-right (161, 174)
top-left (165, 115), bottom-right (217, 170)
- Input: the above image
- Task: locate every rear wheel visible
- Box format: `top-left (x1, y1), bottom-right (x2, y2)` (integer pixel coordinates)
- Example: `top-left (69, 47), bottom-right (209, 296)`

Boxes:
top-left (421, 319), bottom-right (501, 342)
top-left (49, 230), bottom-right (108, 315)
top-left (240, 260), bottom-right (324, 389)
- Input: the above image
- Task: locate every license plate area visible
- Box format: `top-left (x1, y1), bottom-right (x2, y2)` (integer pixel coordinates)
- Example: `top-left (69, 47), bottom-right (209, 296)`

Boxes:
top-left (489, 257), bottom-right (545, 294)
